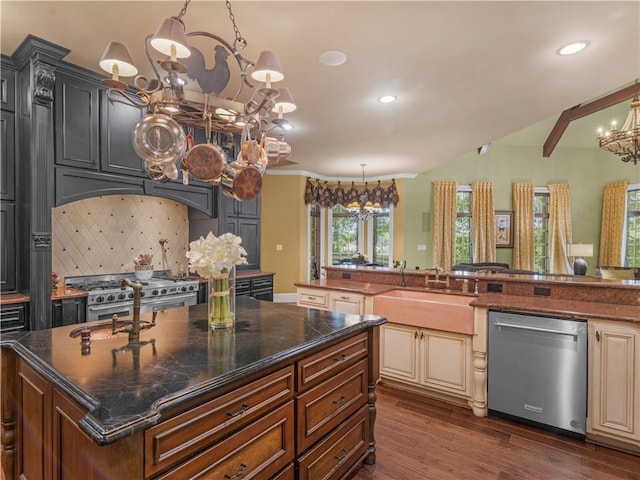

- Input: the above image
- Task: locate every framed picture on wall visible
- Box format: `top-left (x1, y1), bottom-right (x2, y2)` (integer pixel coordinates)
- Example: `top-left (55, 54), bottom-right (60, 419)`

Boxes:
top-left (495, 211), bottom-right (513, 248)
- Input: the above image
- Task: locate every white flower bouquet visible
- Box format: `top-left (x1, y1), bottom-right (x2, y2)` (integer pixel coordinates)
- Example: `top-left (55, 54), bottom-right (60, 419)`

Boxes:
top-left (186, 232), bottom-right (247, 329)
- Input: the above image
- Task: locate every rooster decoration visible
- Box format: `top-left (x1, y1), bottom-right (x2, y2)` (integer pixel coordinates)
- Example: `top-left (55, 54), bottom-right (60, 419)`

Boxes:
top-left (182, 45), bottom-right (231, 96)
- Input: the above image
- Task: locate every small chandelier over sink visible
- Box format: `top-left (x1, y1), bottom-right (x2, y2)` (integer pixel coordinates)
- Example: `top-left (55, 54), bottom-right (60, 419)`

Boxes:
top-left (346, 164), bottom-right (382, 221)
top-left (598, 82), bottom-right (640, 166)
top-left (97, 0), bottom-right (297, 189)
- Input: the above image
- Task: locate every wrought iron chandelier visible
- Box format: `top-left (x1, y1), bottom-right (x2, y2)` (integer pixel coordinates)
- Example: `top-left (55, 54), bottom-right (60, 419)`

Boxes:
top-left (97, 0), bottom-right (296, 193)
top-left (598, 85), bottom-right (640, 166)
top-left (346, 164), bottom-right (382, 221)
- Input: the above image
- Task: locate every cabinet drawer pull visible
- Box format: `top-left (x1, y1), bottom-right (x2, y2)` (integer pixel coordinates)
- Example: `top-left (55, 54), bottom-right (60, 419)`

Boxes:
top-left (226, 403), bottom-right (249, 418)
top-left (340, 295), bottom-right (350, 300)
top-left (595, 331), bottom-right (600, 342)
top-left (414, 330), bottom-right (419, 339)
top-left (333, 354), bottom-right (347, 363)
top-left (334, 449), bottom-right (348, 461)
top-left (332, 396), bottom-right (346, 405)
top-left (225, 463), bottom-right (248, 479)
top-left (307, 296), bottom-right (316, 300)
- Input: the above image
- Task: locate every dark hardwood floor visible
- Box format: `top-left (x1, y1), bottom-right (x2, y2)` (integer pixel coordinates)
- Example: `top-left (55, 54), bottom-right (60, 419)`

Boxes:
top-left (352, 384), bottom-right (640, 480)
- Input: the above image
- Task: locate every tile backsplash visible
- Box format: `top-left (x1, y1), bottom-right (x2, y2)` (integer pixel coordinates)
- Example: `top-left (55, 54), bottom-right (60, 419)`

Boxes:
top-left (52, 195), bottom-right (189, 278)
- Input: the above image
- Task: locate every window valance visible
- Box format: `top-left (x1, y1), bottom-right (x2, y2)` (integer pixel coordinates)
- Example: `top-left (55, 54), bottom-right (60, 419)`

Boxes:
top-left (303, 177), bottom-right (399, 208)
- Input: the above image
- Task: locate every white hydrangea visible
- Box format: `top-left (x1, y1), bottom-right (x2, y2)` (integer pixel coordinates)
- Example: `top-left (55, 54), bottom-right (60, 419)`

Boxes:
top-left (186, 232), bottom-right (248, 278)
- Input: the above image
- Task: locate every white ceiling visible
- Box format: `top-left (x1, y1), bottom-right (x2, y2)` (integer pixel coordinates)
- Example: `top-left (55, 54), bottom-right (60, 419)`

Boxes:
top-left (1, 1), bottom-right (639, 179)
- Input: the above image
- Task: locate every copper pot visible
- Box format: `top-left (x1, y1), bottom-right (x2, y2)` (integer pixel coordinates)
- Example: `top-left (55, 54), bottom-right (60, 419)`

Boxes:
top-left (182, 118), bottom-right (226, 184)
top-left (221, 162), bottom-right (263, 201)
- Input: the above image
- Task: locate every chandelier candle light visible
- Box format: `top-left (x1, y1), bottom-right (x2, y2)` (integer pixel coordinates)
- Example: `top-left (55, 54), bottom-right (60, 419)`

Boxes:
top-left (186, 232), bottom-right (247, 329)
top-left (598, 83), bottom-right (640, 165)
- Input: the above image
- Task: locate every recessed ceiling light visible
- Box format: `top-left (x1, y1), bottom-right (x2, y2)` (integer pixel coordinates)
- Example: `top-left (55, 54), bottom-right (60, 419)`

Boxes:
top-left (319, 50), bottom-right (347, 66)
top-left (378, 95), bottom-right (397, 103)
top-left (557, 41), bottom-right (590, 56)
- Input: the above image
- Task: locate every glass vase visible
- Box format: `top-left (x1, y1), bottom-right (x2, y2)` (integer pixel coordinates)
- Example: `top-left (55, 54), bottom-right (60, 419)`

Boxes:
top-left (207, 266), bottom-right (236, 329)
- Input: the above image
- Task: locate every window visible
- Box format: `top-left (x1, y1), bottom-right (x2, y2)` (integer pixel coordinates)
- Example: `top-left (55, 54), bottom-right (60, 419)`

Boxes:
top-left (330, 205), bottom-right (360, 264)
top-left (533, 191), bottom-right (550, 273)
top-left (625, 187), bottom-right (640, 267)
top-left (455, 189), bottom-right (472, 264)
top-left (323, 204), bottom-right (393, 266)
top-left (309, 204), bottom-right (321, 279)
top-left (370, 211), bottom-right (390, 265)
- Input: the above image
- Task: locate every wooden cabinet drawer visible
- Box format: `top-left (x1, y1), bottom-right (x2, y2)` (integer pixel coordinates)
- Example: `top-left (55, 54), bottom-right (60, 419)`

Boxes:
top-left (297, 333), bottom-right (368, 391)
top-left (297, 288), bottom-right (329, 310)
top-left (157, 401), bottom-right (295, 480)
top-left (298, 405), bottom-right (369, 480)
top-left (272, 463), bottom-right (295, 480)
top-left (0, 303), bottom-right (27, 332)
top-left (297, 359), bottom-right (368, 452)
top-left (145, 366), bottom-right (294, 477)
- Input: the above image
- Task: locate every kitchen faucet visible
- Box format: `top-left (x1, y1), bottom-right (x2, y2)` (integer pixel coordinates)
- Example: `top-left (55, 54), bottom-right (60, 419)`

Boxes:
top-left (112, 279), bottom-right (156, 343)
top-left (399, 261), bottom-right (407, 287)
top-left (425, 267), bottom-right (450, 289)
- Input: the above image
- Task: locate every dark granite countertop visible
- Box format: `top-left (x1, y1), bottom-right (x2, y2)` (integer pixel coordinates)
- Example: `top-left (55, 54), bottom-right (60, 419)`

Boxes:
top-left (0, 297), bottom-right (386, 445)
top-left (472, 293), bottom-right (640, 324)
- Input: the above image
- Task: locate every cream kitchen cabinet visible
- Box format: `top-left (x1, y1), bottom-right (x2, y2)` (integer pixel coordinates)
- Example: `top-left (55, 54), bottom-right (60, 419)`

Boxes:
top-left (297, 287), bottom-right (371, 314)
top-left (380, 322), bottom-right (472, 399)
top-left (587, 319), bottom-right (640, 451)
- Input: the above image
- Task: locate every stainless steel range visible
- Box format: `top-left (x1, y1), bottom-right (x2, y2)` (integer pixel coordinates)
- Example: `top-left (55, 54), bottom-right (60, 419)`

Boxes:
top-left (66, 271), bottom-right (200, 321)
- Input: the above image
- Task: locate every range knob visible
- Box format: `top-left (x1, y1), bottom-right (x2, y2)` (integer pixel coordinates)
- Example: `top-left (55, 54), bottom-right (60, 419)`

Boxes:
top-left (140, 292), bottom-right (146, 298)
top-left (180, 286), bottom-right (187, 292)
top-left (95, 295), bottom-right (105, 303)
top-left (152, 289), bottom-right (159, 296)
top-left (117, 293), bottom-right (126, 300)
top-left (188, 285), bottom-right (195, 291)
top-left (128, 292), bottom-right (134, 299)
top-left (106, 294), bottom-right (115, 302)
top-left (161, 288), bottom-right (168, 294)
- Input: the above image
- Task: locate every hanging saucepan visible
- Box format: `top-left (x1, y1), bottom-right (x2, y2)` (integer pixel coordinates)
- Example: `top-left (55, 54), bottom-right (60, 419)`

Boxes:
top-left (221, 162), bottom-right (263, 201)
top-left (262, 136), bottom-right (292, 165)
top-left (182, 114), bottom-right (226, 185)
top-left (145, 162), bottom-right (179, 183)
top-left (132, 113), bottom-right (186, 165)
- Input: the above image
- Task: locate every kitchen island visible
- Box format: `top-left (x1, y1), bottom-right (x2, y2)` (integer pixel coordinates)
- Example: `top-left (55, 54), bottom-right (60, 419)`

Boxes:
top-left (0, 297), bottom-right (386, 479)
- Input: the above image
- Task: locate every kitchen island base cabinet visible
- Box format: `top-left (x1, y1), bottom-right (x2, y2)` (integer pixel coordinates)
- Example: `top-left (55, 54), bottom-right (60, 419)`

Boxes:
top-left (2, 326), bottom-right (380, 480)
top-left (380, 323), bottom-right (472, 401)
top-left (587, 320), bottom-right (640, 453)
top-left (10, 355), bottom-right (143, 479)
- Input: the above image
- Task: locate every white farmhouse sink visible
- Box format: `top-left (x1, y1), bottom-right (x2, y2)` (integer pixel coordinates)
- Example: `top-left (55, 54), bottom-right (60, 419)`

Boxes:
top-left (372, 289), bottom-right (474, 334)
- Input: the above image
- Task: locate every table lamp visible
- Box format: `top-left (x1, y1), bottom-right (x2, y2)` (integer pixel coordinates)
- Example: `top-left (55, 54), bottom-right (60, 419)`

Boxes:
top-left (567, 243), bottom-right (593, 275)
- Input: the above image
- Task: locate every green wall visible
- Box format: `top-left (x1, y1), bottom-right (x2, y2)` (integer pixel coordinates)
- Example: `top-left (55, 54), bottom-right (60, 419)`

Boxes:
top-left (402, 144), bottom-right (640, 274)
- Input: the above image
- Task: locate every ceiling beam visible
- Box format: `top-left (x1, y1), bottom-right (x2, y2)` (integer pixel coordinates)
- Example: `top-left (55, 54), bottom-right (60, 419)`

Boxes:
top-left (543, 83), bottom-right (638, 157)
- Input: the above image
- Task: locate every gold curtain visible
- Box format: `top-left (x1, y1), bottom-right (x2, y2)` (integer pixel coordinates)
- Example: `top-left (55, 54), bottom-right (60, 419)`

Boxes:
top-left (599, 181), bottom-right (629, 266)
top-left (471, 182), bottom-right (495, 262)
top-left (548, 184), bottom-right (572, 274)
top-left (512, 182), bottom-right (535, 270)
top-left (432, 181), bottom-right (457, 270)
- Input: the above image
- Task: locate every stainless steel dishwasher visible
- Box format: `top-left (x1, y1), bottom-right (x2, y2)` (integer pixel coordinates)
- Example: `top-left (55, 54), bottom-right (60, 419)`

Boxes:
top-left (488, 310), bottom-right (587, 436)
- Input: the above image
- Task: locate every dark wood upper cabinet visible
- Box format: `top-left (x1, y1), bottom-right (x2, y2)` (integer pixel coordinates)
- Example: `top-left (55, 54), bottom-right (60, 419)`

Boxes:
top-left (1, 110), bottom-right (15, 201)
top-left (55, 72), bottom-right (100, 170)
top-left (100, 91), bottom-right (146, 176)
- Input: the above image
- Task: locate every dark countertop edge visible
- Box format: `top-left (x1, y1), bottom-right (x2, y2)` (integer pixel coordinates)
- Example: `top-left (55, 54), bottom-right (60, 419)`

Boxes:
top-left (0, 293), bottom-right (30, 305)
top-left (322, 265), bottom-right (640, 289)
top-left (1, 317), bottom-right (386, 446)
top-left (472, 294), bottom-right (640, 324)
top-left (191, 271), bottom-right (275, 283)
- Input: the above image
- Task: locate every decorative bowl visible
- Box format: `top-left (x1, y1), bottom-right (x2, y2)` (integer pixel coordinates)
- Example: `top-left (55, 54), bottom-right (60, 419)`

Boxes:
top-left (134, 265), bottom-right (154, 281)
